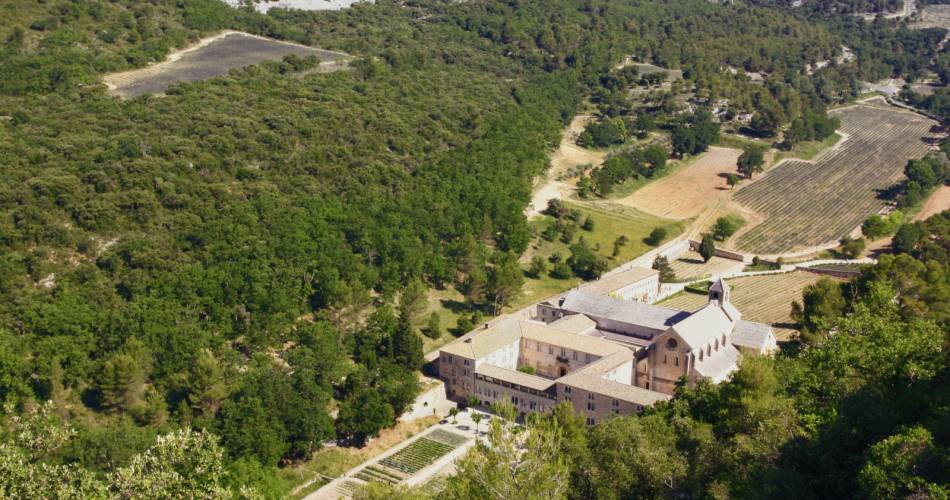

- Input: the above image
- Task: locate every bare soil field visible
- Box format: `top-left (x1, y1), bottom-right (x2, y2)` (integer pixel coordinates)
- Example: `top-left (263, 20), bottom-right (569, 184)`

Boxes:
top-left (103, 31), bottom-right (350, 98)
top-left (659, 271), bottom-right (841, 340)
top-left (615, 146), bottom-right (741, 220)
top-left (732, 101), bottom-right (941, 255)
top-left (630, 63), bottom-right (683, 82)
top-left (914, 185), bottom-right (950, 221)
top-left (668, 252), bottom-right (745, 282)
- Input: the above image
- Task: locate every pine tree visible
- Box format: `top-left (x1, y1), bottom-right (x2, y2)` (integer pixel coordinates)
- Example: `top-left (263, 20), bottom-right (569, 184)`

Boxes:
top-left (100, 353), bottom-right (145, 413)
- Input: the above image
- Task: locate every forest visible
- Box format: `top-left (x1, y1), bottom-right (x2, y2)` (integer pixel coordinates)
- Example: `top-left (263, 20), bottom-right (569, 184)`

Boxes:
top-left (0, 0), bottom-right (947, 496)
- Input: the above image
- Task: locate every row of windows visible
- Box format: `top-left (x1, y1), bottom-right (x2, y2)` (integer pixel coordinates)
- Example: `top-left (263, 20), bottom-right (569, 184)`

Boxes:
top-left (475, 375), bottom-right (557, 400)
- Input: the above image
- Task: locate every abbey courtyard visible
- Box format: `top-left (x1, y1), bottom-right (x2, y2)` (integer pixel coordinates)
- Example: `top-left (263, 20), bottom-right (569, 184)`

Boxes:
top-left (438, 270), bottom-right (778, 423)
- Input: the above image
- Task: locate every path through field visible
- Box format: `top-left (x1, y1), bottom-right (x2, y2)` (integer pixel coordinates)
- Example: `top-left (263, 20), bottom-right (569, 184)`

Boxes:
top-left (526, 115), bottom-right (605, 218)
top-left (659, 271), bottom-right (841, 340)
top-left (915, 185), bottom-right (950, 221)
top-left (103, 31), bottom-right (350, 98)
top-left (732, 101), bottom-right (941, 255)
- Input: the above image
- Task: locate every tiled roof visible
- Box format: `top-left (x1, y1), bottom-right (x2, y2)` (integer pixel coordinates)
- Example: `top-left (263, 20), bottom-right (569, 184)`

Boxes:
top-left (441, 317), bottom-right (522, 359)
top-left (732, 320), bottom-right (775, 351)
top-left (671, 303), bottom-right (735, 349)
top-left (560, 290), bottom-right (689, 331)
top-left (549, 314), bottom-right (597, 334)
top-left (693, 343), bottom-right (740, 382)
top-left (521, 321), bottom-right (625, 357)
top-left (475, 364), bottom-right (555, 392)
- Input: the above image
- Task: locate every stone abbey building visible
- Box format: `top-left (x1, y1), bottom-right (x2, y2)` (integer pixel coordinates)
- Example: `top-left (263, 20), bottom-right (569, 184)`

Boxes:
top-left (438, 279), bottom-right (777, 423)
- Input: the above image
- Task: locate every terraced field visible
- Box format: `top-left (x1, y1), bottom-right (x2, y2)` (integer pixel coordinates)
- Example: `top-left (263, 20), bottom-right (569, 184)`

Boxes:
top-left (732, 102), bottom-right (940, 254)
top-left (660, 271), bottom-right (842, 340)
top-left (372, 429), bottom-right (467, 478)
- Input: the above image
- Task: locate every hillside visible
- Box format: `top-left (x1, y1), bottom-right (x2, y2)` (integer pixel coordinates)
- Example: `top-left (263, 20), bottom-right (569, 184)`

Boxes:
top-left (0, 0), bottom-right (947, 496)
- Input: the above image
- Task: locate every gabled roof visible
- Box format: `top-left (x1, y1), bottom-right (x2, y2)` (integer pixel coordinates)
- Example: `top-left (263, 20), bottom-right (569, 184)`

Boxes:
top-left (584, 267), bottom-right (659, 296)
top-left (549, 314), bottom-right (597, 335)
top-left (475, 364), bottom-right (555, 392)
top-left (693, 343), bottom-right (740, 382)
top-left (560, 290), bottom-right (689, 331)
top-left (441, 317), bottom-right (522, 359)
top-left (521, 321), bottom-right (624, 357)
top-left (671, 302), bottom-right (734, 349)
top-left (558, 350), bottom-right (671, 406)
top-left (732, 320), bottom-right (775, 351)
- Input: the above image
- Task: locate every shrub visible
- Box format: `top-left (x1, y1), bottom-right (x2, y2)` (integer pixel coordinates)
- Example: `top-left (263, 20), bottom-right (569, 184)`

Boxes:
top-left (550, 262), bottom-right (573, 279)
top-left (646, 227), bottom-right (667, 246)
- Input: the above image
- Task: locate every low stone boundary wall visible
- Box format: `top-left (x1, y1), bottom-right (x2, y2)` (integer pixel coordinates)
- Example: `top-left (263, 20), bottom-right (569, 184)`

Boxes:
top-left (687, 239), bottom-right (747, 262)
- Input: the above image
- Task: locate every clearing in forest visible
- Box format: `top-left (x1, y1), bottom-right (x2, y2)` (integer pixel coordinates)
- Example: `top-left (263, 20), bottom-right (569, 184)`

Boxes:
top-left (732, 101), bottom-right (941, 255)
top-left (103, 31), bottom-right (350, 98)
top-left (659, 271), bottom-right (841, 340)
top-left (615, 146), bottom-right (742, 220)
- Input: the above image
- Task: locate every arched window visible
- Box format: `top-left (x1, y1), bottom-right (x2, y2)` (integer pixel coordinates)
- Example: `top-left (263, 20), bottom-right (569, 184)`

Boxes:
top-left (699, 350), bottom-right (704, 361)
top-left (707, 345), bottom-right (711, 357)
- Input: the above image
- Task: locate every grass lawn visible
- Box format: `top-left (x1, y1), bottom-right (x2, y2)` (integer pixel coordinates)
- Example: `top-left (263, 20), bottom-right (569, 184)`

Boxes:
top-left (421, 287), bottom-right (467, 353)
top-left (715, 134), bottom-right (770, 151)
top-left (770, 133), bottom-right (841, 167)
top-left (513, 201), bottom-right (683, 310)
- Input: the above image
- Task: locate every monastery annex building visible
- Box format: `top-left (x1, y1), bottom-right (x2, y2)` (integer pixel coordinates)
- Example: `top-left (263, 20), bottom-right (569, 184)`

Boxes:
top-left (437, 278), bottom-right (777, 423)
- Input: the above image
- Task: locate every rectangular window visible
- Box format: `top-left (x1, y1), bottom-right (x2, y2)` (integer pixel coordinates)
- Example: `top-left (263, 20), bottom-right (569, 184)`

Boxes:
top-left (548, 345), bottom-right (554, 355)
top-left (572, 351), bottom-right (578, 361)
top-left (588, 393), bottom-right (595, 400)
top-left (565, 386), bottom-right (572, 394)
top-left (586, 353), bottom-right (593, 363)
top-left (463, 359), bottom-right (469, 366)
top-left (587, 417), bottom-right (595, 425)
top-left (663, 355), bottom-right (667, 364)
top-left (536, 342), bottom-right (542, 352)
top-left (612, 399), bottom-right (619, 407)
top-left (587, 402), bottom-right (595, 411)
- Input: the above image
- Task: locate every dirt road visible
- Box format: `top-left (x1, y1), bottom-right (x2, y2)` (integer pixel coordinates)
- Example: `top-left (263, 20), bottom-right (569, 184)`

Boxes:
top-left (525, 115), bottom-right (605, 218)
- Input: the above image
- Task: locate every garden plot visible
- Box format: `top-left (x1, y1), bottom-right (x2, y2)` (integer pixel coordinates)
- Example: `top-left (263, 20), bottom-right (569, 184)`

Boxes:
top-left (660, 271), bottom-right (840, 340)
top-left (103, 31), bottom-right (349, 98)
top-left (732, 102), bottom-right (940, 255)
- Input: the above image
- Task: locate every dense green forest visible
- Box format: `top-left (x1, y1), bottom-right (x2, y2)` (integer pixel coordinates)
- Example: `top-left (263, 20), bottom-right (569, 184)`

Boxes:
top-left (0, 0), bottom-right (947, 496)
